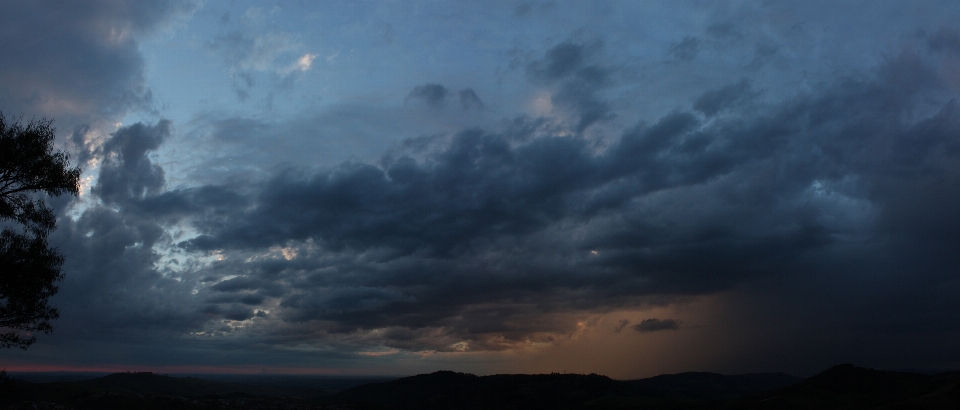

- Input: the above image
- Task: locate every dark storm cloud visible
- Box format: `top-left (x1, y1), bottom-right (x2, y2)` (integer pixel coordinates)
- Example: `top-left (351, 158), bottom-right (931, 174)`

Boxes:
top-left (182, 121), bottom-right (597, 255)
top-left (633, 318), bottom-right (680, 333)
top-left (0, 0), bottom-right (194, 125)
top-left (23, 19), bottom-right (960, 363)
top-left (47, 121), bottom-right (214, 349)
top-left (202, 304), bottom-right (255, 321)
top-left (156, 48), bottom-right (960, 352)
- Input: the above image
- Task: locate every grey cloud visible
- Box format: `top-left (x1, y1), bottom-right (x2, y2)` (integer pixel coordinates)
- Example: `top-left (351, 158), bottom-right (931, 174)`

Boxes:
top-left (406, 84), bottom-right (449, 108)
top-left (669, 36), bottom-right (700, 61)
top-left (693, 79), bottom-right (754, 116)
top-left (0, 0), bottom-right (194, 126)
top-left (189, 98), bottom-right (494, 181)
top-left (552, 80), bottom-right (614, 133)
top-left (239, 294), bottom-right (265, 305)
top-left (280, 286), bottom-right (410, 322)
top-left (202, 304), bottom-right (254, 321)
top-left (527, 41), bottom-right (614, 132)
top-left (165, 50), bottom-right (960, 351)
top-left (45, 121), bottom-right (215, 346)
top-left (182, 122), bottom-right (597, 255)
top-left (405, 84), bottom-right (484, 112)
top-left (514, 3), bottom-right (533, 17)
top-left (527, 41), bottom-right (587, 82)
top-left (706, 23), bottom-right (743, 41)
top-left (208, 29), bottom-right (301, 72)
top-left (614, 319), bottom-right (630, 333)
top-left (212, 276), bottom-right (263, 292)
top-left (32, 29), bottom-right (960, 360)
top-left (928, 28), bottom-right (960, 53)
top-left (50, 198), bottom-right (205, 342)
top-left (93, 121), bottom-right (170, 205)
top-left (513, 1), bottom-right (556, 18)
top-left (459, 89), bottom-right (484, 111)
top-left (207, 16), bottom-right (310, 102)
top-left (746, 41), bottom-right (781, 69)
top-left (633, 318), bottom-right (681, 333)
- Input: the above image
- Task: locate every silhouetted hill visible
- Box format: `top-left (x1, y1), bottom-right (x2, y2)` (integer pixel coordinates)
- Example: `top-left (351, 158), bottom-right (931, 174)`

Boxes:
top-left (5, 365), bottom-right (957, 409)
top-left (74, 371), bottom-right (317, 398)
top-left (325, 370), bottom-right (802, 409)
top-left (0, 372), bottom-right (323, 408)
top-left (731, 364), bottom-right (960, 409)
top-left (627, 371), bottom-right (802, 400)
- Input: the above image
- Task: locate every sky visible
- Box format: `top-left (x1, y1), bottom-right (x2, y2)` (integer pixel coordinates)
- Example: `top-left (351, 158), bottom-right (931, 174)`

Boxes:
top-left (2, 0), bottom-right (960, 379)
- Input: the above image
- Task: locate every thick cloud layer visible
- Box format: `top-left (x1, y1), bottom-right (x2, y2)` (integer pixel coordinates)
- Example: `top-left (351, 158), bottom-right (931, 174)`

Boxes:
top-left (0, 0), bottom-right (193, 126)
top-left (4, 2), bottom-right (960, 375)
top-left (41, 45), bottom-right (960, 359)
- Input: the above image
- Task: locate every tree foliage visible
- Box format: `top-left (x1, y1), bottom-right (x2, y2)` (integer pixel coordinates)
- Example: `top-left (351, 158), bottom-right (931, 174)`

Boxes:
top-left (0, 113), bottom-right (80, 349)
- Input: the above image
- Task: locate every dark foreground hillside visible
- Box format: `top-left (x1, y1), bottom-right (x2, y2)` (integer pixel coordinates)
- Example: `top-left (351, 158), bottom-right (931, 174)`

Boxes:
top-left (0, 372), bottom-right (324, 409)
top-left (323, 365), bottom-right (960, 410)
top-left (323, 370), bottom-right (799, 410)
top-left (731, 364), bottom-right (960, 410)
top-left (2, 364), bottom-right (957, 409)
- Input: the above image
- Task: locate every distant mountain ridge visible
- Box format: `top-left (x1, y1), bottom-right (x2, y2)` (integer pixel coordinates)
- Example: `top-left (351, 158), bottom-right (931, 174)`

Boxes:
top-left (735, 364), bottom-right (960, 409)
top-left (0, 371), bottom-right (322, 407)
top-left (626, 371), bottom-right (802, 400)
top-left (325, 365), bottom-right (960, 409)
top-left (324, 369), bottom-right (803, 409)
top-left (73, 371), bottom-right (320, 398)
top-left (4, 364), bottom-right (960, 409)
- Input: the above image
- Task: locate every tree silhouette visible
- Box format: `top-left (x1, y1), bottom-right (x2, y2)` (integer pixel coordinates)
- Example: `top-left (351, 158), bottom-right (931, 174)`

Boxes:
top-left (0, 113), bottom-right (80, 349)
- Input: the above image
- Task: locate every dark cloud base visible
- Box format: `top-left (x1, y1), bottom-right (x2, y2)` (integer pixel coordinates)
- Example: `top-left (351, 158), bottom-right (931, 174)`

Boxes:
top-left (42, 42), bottom-right (960, 363)
top-left (633, 318), bottom-right (681, 333)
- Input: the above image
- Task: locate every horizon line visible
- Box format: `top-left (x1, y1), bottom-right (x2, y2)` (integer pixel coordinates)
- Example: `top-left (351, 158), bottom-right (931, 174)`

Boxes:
top-left (1, 363), bottom-right (407, 376)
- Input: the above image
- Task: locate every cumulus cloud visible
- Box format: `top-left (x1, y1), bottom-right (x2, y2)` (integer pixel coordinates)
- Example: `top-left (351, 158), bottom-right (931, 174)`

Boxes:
top-left (93, 121), bottom-right (170, 205)
top-left (50, 121), bottom-right (209, 344)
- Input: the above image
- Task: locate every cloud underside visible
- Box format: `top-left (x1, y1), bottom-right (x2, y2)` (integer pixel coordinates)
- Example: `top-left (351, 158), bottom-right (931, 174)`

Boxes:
top-left (633, 318), bottom-right (681, 333)
top-left (50, 42), bottom-right (960, 355)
